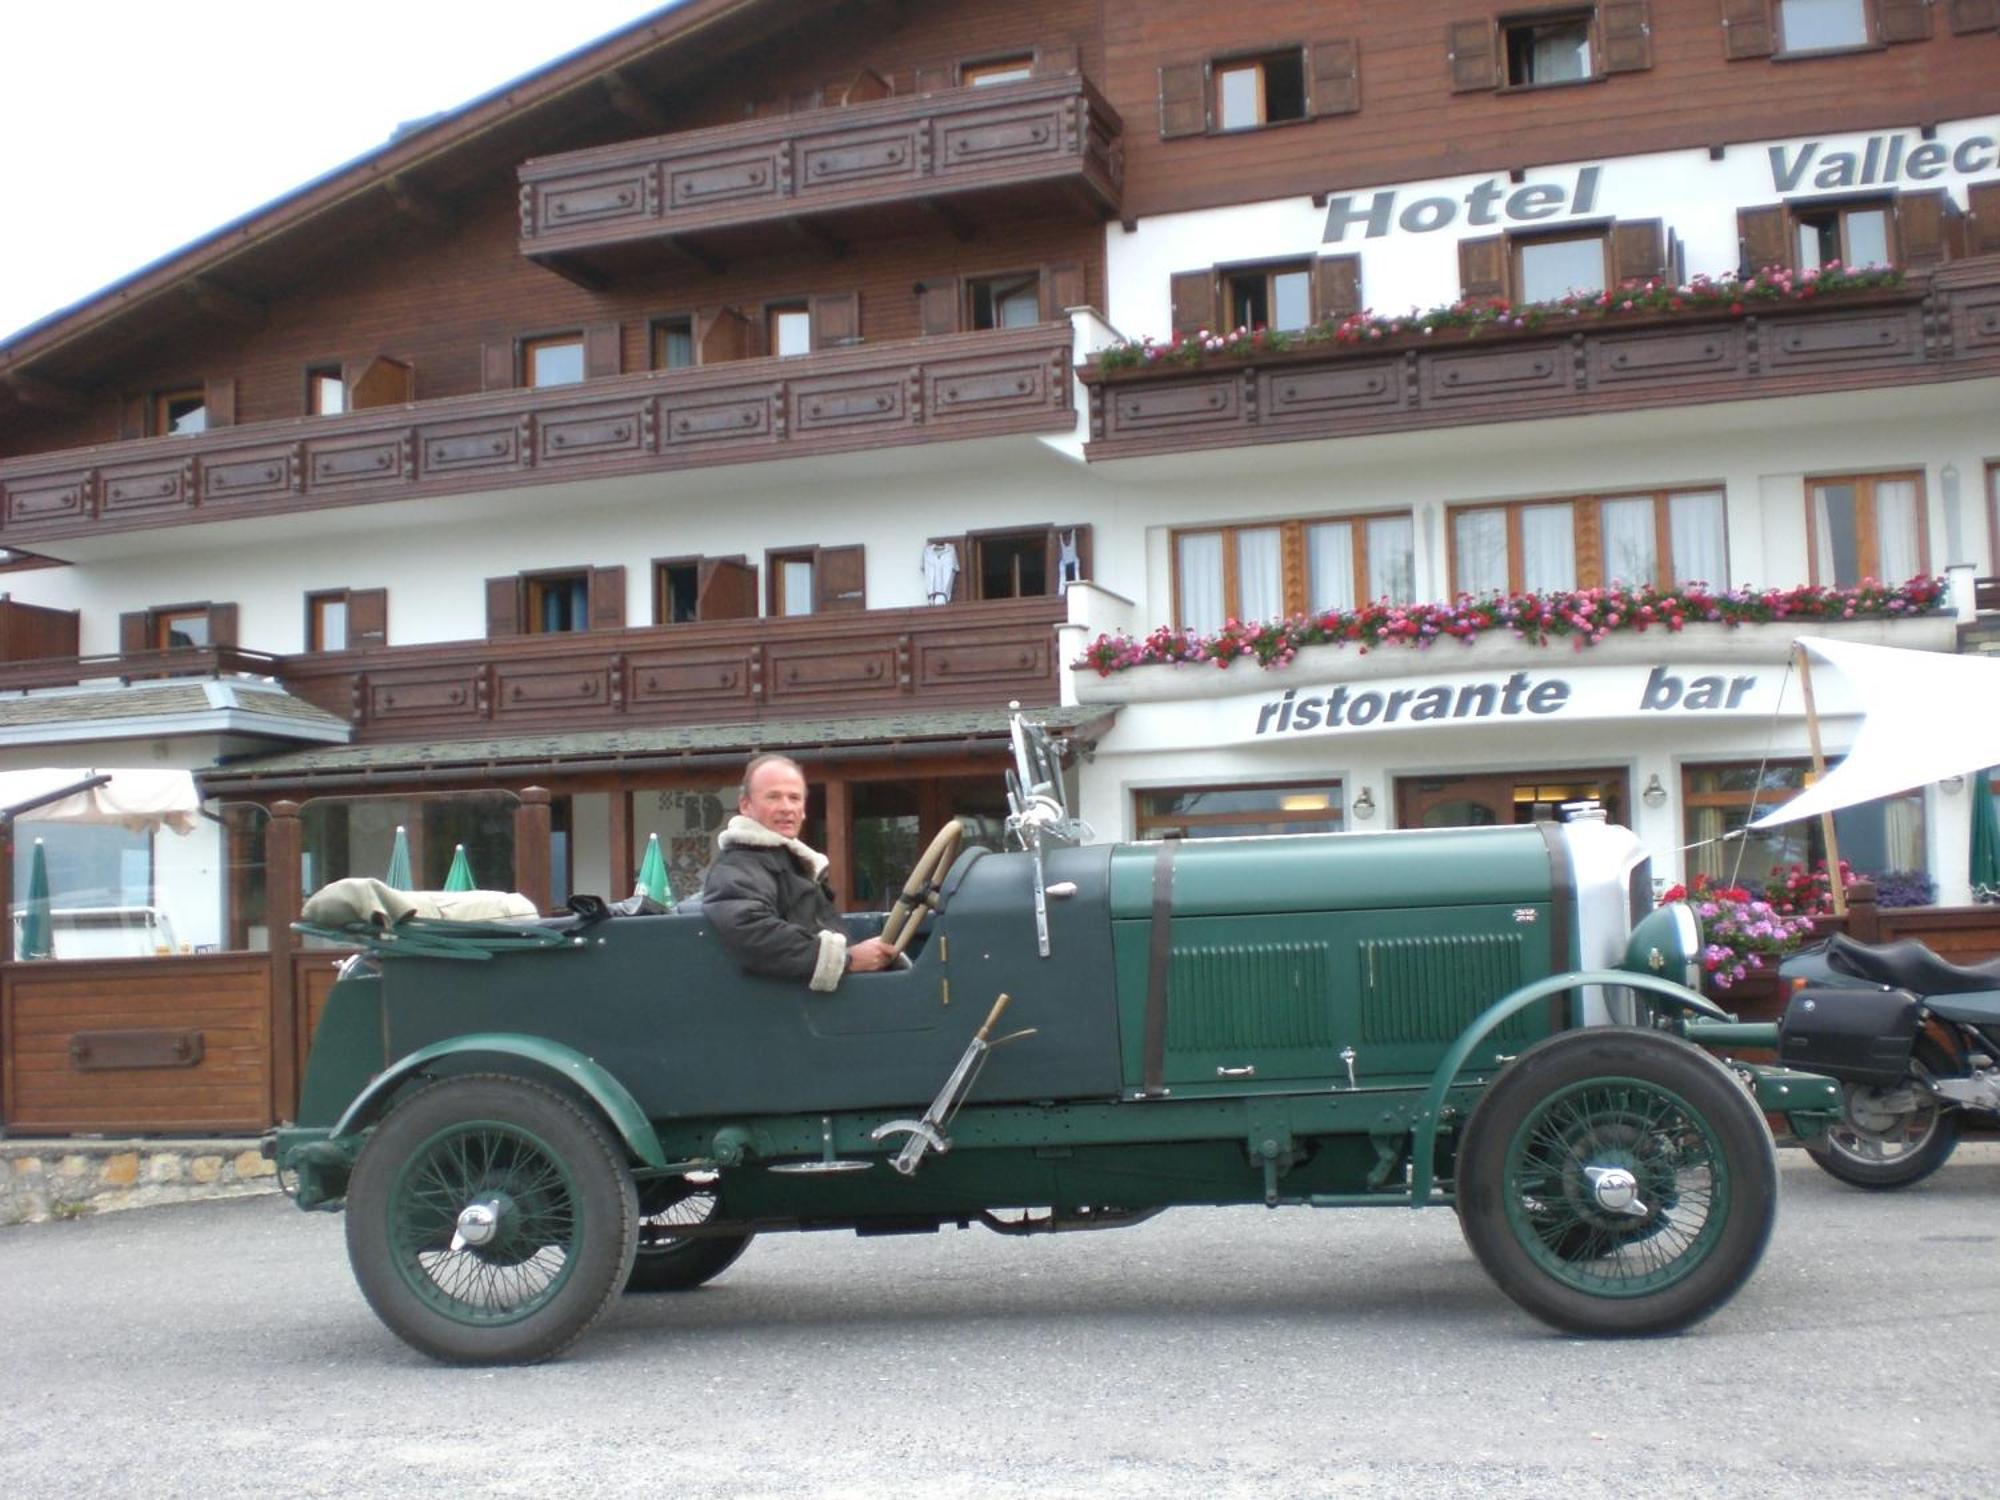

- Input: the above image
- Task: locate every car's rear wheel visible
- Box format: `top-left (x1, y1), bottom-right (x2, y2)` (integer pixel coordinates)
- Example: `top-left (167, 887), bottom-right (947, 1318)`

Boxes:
top-left (345, 1075), bottom-right (637, 1365)
top-left (1456, 1029), bottom-right (1776, 1336)
top-left (625, 1173), bottom-right (754, 1293)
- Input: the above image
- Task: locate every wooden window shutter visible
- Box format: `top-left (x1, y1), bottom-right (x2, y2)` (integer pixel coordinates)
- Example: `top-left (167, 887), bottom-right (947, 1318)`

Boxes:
top-left (1896, 189), bottom-right (1960, 270)
top-left (118, 396), bottom-right (146, 441)
top-left (1446, 20), bottom-right (1497, 91)
top-left (927, 533), bottom-right (972, 602)
top-left (1458, 236), bottom-right (1507, 300)
top-left (918, 278), bottom-right (962, 337)
top-left (1158, 61), bottom-right (1208, 138)
top-left (119, 611), bottom-right (147, 654)
top-left (1309, 39), bottom-right (1360, 116)
top-left (584, 323), bottom-right (622, 379)
top-left (587, 566), bottom-right (626, 631)
top-left (206, 603), bottom-right (239, 647)
top-left (350, 356), bottom-right (413, 409)
top-left (1032, 44), bottom-right (1079, 76)
top-left (485, 576), bottom-right (523, 638)
top-left (815, 545), bottom-right (866, 613)
top-left (1600, 2), bottom-right (1654, 72)
top-left (481, 341), bottom-right (516, 391)
top-left (1966, 181), bottom-right (2000, 257)
top-left (1044, 262), bottom-right (1086, 319)
top-left (1947, 0), bottom-right (2000, 32)
top-left (1610, 220), bottom-right (1668, 284)
top-left (696, 558), bottom-right (758, 620)
top-left (1736, 204), bottom-right (1789, 274)
top-left (345, 588), bottom-right (388, 648)
top-left (1721, 0), bottom-right (1774, 59)
top-left (810, 291), bottom-right (861, 348)
top-left (202, 377), bottom-right (236, 429)
top-left (1170, 269), bottom-right (1217, 338)
top-left (1877, 0), bottom-right (1934, 40)
top-left (1313, 255), bottom-right (1362, 322)
top-left (698, 307), bottom-right (754, 364)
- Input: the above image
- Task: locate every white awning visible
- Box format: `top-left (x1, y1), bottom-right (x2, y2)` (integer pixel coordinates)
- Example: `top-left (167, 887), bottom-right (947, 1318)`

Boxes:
top-left (0, 768), bottom-right (202, 834)
top-left (1748, 637), bottom-right (2000, 830)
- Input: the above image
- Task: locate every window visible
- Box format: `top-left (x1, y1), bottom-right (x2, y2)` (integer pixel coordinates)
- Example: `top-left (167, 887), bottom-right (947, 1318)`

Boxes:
top-left (1157, 40), bottom-right (1358, 139)
top-left (1170, 256), bottom-right (1360, 339)
top-left (1398, 769), bottom-right (1629, 829)
top-left (1777, 0), bottom-right (1870, 52)
top-left (651, 317), bottom-right (695, 370)
top-left (152, 609), bottom-right (209, 650)
top-left (763, 544), bottom-right (865, 616)
top-left (962, 54), bottom-right (1032, 86)
top-left (154, 390), bottom-right (206, 437)
top-left (1807, 472), bottom-right (1926, 586)
top-left (526, 572), bottom-right (590, 633)
top-left (1175, 514), bottom-right (1414, 634)
top-left (524, 335), bottom-right (585, 388)
top-left (976, 534), bottom-right (1048, 600)
top-left (1683, 761), bottom-right (1926, 889)
top-left (1226, 261), bottom-right (1314, 332)
top-left (306, 591), bottom-right (348, 652)
top-left (307, 367), bottom-right (345, 416)
top-left (1794, 200), bottom-right (1892, 269)
top-left (487, 567), bottom-right (621, 637)
top-left (968, 273), bottom-right (1042, 330)
top-left (653, 555), bottom-right (756, 625)
top-left (1215, 51), bottom-right (1307, 130)
top-left (771, 551), bottom-right (816, 615)
top-left (767, 303), bottom-right (811, 358)
top-left (1458, 219), bottom-right (1671, 305)
top-left (1136, 781), bottom-right (1345, 840)
top-left (1503, 11), bottom-right (1594, 85)
top-left (1450, 489), bottom-right (1727, 597)
top-left (121, 602), bottom-right (236, 656)
top-left (1515, 232), bottom-right (1609, 301)
top-left (926, 525), bottom-right (1088, 602)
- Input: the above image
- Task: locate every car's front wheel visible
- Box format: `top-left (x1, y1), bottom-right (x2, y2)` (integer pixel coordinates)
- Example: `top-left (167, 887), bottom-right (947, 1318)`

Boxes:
top-left (345, 1075), bottom-right (638, 1365)
top-left (1456, 1029), bottom-right (1776, 1336)
top-left (625, 1173), bottom-right (754, 1293)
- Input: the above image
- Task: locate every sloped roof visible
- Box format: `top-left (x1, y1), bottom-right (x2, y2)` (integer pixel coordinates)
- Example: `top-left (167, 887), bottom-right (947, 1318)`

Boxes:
top-left (0, 678), bottom-right (350, 748)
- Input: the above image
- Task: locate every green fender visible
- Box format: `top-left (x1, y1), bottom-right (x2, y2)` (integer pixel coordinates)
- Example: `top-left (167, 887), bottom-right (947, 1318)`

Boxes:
top-left (1408, 970), bottom-right (1730, 1203)
top-left (328, 1032), bottom-right (670, 1171)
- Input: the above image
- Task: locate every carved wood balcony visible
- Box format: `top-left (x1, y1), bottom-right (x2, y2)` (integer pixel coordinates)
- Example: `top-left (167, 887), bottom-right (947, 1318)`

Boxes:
top-left (0, 644), bottom-right (284, 693)
top-left (0, 326), bottom-right (1076, 548)
top-left (271, 596), bottom-right (1067, 745)
top-left (1077, 261), bottom-right (2000, 461)
top-left (517, 74), bottom-right (1123, 282)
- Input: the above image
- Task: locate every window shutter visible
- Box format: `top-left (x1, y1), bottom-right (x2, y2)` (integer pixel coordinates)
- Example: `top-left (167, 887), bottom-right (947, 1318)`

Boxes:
top-left (698, 307), bottom-right (754, 363)
top-left (119, 612), bottom-right (147, 654)
top-left (1309, 39), bottom-right (1360, 116)
top-left (345, 588), bottom-right (388, 648)
top-left (918, 278), bottom-right (962, 336)
top-left (1966, 180), bottom-right (2000, 256)
top-left (1446, 21), bottom-right (1497, 91)
top-left (810, 291), bottom-right (861, 348)
top-left (1947, 0), bottom-right (2000, 32)
top-left (696, 558), bottom-right (758, 620)
top-left (814, 545), bottom-right (866, 613)
top-left (118, 397), bottom-right (145, 441)
top-left (1877, 0), bottom-right (1934, 40)
top-left (1896, 189), bottom-right (1960, 270)
top-left (1313, 255), bottom-right (1363, 321)
top-left (1601, 2), bottom-right (1654, 72)
top-left (202, 377), bottom-right (236, 429)
top-left (350, 355), bottom-right (414, 409)
top-left (913, 65), bottom-right (953, 93)
top-left (584, 323), bottom-right (622, 379)
top-left (485, 576), bottom-right (523, 638)
top-left (1044, 262), bottom-right (1086, 319)
top-left (1721, 0), bottom-right (1774, 59)
top-left (481, 341), bottom-right (516, 391)
top-left (1032, 44), bottom-right (1079, 76)
top-left (206, 603), bottom-right (239, 647)
top-left (587, 566), bottom-right (626, 631)
top-left (927, 533), bottom-right (971, 601)
top-left (1736, 204), bottom-right (1789, 275)
top-left (1458, 236), bottom-right (1507, 300)
top-left (1170, 269), bottom-right (1217, 338)
top-left (1158, 61), bottom-right (1208, 138)
top-left (1611, 220), bottom-right (1668, 284)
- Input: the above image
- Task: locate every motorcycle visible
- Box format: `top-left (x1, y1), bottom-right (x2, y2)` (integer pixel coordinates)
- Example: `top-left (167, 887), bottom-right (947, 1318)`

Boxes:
top-left (1777, 932), bottom-right (2000, 1189)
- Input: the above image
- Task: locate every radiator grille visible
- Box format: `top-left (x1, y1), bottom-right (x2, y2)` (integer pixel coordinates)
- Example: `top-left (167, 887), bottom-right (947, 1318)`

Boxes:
top-left (1359, 933), bottom-right (1532, 1044)
top-left (1165, 941), bottom-right (1335, 1053)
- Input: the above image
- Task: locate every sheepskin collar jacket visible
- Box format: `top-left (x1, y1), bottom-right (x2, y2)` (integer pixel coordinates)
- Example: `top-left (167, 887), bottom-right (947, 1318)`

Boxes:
top-left (700, 815), bottom-right (848, 992)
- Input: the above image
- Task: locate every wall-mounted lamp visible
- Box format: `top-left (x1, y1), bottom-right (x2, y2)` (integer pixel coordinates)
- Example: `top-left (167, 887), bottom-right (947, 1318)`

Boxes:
top-left (1351, 788), bottom-right (1376, 821)
top-left (1941, 773), bottom-right (1966, 793)
top-left (1642, 773), bottom-right (1668, 808)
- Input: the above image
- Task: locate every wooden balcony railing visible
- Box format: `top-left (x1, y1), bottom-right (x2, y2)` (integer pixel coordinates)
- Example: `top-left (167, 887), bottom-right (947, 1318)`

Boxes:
top-left (1078, 260), bottom-right (2000, 461)
top-left (517, 74), bottom-right (1122, 281)
top-left (271, 595), bottom-right (1067, 744)
top-left (0, 644), bottom-right (284, 693)
top-left (0, 325), bottom-right (1076, 548)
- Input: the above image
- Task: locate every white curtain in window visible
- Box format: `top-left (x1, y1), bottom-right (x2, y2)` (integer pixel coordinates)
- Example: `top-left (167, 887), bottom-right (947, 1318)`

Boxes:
top-left (1305, 523), bottom-right (1355, 613)
top-left (1237, 527), bottom-right (1284, 622)
top-left (1368, 515), bottom-right (1416, 603)
top-left (1667, 490), bottom-right (1727, 586)
top-left (1813, 483), bottom-right (1861, 585)
top-left (1533, 27), bottom-right (1590, 81)
top-left (1455, 510), bottom-right (1508, 596)
top-left (1178, 533), bottom-right (1225, 635)
top-left (1883, 793), bottom-right (1925, 871)
top-left (1519, 503), bottom-right (1576, 593)
top-left (1781, 0), bottom-right (1868, 52)
top-left (1873, 478), bottom-right (1920, 583)
top-left (1599, 499), bottom-right (1656, 586)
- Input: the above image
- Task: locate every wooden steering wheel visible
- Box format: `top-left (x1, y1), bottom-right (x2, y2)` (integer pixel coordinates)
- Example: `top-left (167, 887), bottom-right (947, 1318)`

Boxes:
top-left (880, 819), bottom-right (964, 955)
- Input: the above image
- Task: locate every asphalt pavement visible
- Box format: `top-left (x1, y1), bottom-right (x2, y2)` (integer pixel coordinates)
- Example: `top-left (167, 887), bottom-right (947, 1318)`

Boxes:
top-left (4, 1144), bottom-right (1998, 1499)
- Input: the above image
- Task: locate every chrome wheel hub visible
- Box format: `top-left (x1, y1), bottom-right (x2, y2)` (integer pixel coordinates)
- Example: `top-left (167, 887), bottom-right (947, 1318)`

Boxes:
top-left (450, 1194), bottom-right (511, 1252)
top-left (1583, 1165), bottom-right (1649, 1219)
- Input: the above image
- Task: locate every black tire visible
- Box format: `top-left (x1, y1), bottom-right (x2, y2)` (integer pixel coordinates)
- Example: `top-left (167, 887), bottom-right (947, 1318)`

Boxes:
top-left (625, 1174), bottom-right (754, 1293)
top-left (345, 1075), bottom-right (638, 1365)
top-left (1806, 1071), bottom-right (1961, 1191)
top-left (1456, 1029), bottom-right (1777, 1337)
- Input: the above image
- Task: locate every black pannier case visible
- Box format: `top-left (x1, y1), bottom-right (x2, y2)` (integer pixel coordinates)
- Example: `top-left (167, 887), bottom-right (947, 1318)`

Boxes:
top-left (1778, 987), bottom-right (1923, 1087)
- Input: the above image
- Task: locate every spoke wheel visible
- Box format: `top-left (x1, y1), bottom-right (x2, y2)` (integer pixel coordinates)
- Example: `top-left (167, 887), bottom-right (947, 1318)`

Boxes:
top-left (346, 1076), bottom-right (637, 1365)
top-left (1806, 1075), bottom-right (1960, 1191)
top-left (1457, 1030), bottom-right (1776, 1336)
top-left (624, 1173), bottom-right (754, 1293)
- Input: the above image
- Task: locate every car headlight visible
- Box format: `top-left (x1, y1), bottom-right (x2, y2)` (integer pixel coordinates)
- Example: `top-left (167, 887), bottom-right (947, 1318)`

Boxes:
top-left (1623, 901), bottom-right (1703, 989)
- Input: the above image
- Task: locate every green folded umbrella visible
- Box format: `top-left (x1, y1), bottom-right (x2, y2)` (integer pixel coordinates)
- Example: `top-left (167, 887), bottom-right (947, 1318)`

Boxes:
top-left (19, 837), bottom-right (52, 959)
top-left (636, 832), bottom-right (674, 908)
top-left (385, 825), bottom-right (412, 890)
top-left (1972, 770), bottom-right (1999, 901)
top-left (443, 843), bottom-right (476, 892)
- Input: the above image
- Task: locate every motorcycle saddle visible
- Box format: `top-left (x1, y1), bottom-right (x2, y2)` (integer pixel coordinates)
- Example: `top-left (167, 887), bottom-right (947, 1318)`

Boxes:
top-left (1826, 932), bottom-right (2000, 997)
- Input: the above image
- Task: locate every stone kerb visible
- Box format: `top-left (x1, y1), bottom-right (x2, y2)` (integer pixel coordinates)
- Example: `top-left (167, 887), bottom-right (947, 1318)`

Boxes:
top-left (0, 1139), bottom-right (277, 1224)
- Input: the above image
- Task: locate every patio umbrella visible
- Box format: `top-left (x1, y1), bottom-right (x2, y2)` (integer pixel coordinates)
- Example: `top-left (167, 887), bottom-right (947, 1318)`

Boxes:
top-left (635, 832), bottom-right (674, 908)
top-left (384, 825), bottom-right (412, 890)
top-left (442, 844), bottom-right (476, 892)
top-left (1972, 770), bottom-right (2000, 902)
top-left (19, 838), bottom-right (52, 959)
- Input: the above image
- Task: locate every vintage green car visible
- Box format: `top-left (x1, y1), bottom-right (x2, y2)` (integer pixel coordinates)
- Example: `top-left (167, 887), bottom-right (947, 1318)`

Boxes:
top-left (268, 718), bottom-right (1839, 1364)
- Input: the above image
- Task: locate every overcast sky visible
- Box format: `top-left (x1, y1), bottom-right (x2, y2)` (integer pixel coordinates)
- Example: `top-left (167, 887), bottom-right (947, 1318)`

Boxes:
top-left (0, 0), bottom-right (676, 343)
